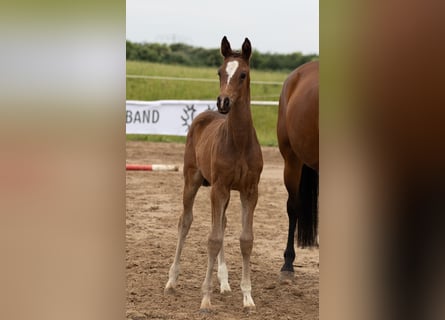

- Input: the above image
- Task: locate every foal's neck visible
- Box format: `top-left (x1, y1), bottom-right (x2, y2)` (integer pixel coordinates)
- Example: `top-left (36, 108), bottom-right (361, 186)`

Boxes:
top-left (226, 91), bottom-right (255, 148)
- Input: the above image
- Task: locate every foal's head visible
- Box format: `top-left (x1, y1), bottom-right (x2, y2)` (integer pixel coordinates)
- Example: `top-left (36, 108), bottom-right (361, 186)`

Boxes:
top-left (216, 36), bottom-right (252, 114)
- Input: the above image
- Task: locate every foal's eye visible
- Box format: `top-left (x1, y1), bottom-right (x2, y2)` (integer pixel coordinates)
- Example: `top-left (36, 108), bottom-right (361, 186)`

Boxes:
top-left (240, 72), bottom-right (247, 80)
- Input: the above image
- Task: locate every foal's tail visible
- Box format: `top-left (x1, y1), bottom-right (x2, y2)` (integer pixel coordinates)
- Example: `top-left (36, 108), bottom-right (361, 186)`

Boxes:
top-left (297, 164), bottom-right (319, 248)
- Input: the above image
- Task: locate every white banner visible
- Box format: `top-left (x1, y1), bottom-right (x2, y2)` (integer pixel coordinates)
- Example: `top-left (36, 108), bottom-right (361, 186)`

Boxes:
top-left (126, 100), bottom-right (217, 136)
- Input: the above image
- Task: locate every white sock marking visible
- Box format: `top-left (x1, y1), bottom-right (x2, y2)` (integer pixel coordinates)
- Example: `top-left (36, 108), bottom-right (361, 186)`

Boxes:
top-left (225, 60), bottom-right (239, 87)
top-left (218, 262), bottom-right (231, 292)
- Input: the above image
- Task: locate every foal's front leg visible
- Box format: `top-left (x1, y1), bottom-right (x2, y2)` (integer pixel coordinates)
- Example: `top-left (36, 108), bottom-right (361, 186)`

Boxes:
top-left (200, 185), bottom-right (230, 311)
top-left (239, 186), bottom-right (258, 310)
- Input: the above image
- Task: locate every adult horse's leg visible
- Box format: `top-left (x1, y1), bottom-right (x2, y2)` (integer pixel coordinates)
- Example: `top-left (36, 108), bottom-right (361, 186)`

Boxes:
top-left (200, 184), bottom-right (230, 311)
top-left (165, 168), bottom-right (202, 293)
top-left (280, 156), bottom-right (303, 282)
top-left (217, 210), bottom-right (232, 293)
top-left (239, 185), bottom-right (258, 310)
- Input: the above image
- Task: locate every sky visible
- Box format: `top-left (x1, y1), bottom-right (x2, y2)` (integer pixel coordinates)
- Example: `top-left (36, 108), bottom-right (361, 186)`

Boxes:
top-left (126, 0), bottom-right (319, 55)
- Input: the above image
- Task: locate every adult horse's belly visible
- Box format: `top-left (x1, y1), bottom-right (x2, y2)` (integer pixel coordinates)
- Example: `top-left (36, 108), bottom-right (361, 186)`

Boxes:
top-left (286, 86), bottom-right (319, 172)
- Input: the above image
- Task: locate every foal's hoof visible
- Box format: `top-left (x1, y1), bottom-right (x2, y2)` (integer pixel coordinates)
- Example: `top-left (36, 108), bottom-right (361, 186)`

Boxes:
top-left (243, 294), bottom-right (256, 313)
top-left (279, 271), bottom-right (295, 284)
top-left (164, 285), bottom-right (176, 295)
top-left (220, 283), bottom-right (232, 294)
top-left (200, 296), bottom-right (212, 312)
top-left (243, 305), bottom-right (257, 314)
top-left (199, 307), bottom-right (214, 314)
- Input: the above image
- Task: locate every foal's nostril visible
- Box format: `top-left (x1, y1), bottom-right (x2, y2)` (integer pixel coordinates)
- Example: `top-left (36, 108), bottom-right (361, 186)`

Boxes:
top-left (223, 97), bottom-right (230, 108)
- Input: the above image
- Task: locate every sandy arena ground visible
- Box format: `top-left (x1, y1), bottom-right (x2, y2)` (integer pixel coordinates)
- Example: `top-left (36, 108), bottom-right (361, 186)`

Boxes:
top-left (126, 141), bottom-right (318, 320)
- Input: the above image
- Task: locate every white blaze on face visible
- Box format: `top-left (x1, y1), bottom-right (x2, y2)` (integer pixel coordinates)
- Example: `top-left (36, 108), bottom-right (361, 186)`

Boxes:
top-left (225, 60), bottom-right (239, 87)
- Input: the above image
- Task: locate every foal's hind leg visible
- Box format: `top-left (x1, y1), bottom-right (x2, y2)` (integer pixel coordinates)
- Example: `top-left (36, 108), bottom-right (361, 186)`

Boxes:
top-left (217, 211), bottom-right (231, 293)
top-left (200, 184), bottom-right (230, 310)
top-left (280, 156), bottom-right (303, 282)
top-left (239, 185), bottom-right (259, 310)
top-left (165, 169), bottom-right (202, 293)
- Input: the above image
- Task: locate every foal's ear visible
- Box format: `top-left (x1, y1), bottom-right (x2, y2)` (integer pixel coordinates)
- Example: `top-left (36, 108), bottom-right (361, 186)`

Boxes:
top-left (221, 36), bottom-right (232, 58)
top-left (241, 38), bottom-right (252, 61)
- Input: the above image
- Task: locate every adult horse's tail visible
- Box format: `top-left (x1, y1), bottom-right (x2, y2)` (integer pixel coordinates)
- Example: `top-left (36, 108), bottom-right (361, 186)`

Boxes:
top-left (297, 164), bottom-right (319, 248)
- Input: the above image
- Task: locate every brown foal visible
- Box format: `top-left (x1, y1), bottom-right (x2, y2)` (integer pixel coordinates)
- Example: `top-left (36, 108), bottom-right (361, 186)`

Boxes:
top-left (165, 36), bottom-right (263, 311)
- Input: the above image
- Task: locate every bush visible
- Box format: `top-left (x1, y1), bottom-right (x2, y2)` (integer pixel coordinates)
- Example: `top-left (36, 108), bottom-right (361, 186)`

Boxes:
top-left (126, 40), bottom-right (318, 72)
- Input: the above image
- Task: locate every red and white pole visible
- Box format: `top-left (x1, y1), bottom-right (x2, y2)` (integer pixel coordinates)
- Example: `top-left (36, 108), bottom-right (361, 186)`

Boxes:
top-left (126, 164), bottom-right (179, 171)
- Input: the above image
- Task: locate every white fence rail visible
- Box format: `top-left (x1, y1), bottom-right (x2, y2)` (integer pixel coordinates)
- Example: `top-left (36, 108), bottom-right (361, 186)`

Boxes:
top-left (126, 74), bottom-right (283, 85)
top-left (126, 100), bottom-right (278, 136)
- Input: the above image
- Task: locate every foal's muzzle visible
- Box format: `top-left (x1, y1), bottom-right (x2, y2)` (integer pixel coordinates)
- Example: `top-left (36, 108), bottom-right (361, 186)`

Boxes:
top-left (216, 96), bottom-right (231, 114)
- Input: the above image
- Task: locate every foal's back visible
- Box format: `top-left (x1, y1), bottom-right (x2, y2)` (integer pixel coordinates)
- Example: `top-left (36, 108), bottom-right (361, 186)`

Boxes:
top-left (186, 110), bottom-right (225, 150)
top-left (184, 110), bottom-right (224, 181)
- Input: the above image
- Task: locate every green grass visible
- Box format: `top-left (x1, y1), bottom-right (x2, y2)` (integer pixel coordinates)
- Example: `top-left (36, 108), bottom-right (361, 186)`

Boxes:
top-left (251, 105), bottom-right (278, 146)
top-left (126, 61), bottom-right (287, 146)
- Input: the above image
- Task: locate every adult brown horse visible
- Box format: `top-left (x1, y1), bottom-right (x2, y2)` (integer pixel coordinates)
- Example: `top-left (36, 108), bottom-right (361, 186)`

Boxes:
top-left (277, 60), bottom-right (319, 282)
top-left (165, 36), bottom-right (263, 312)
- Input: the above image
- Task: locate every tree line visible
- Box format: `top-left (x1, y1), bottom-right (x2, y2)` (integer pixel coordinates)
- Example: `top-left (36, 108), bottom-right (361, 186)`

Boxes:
top-left (126, 40), bottom-right (318, 72)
